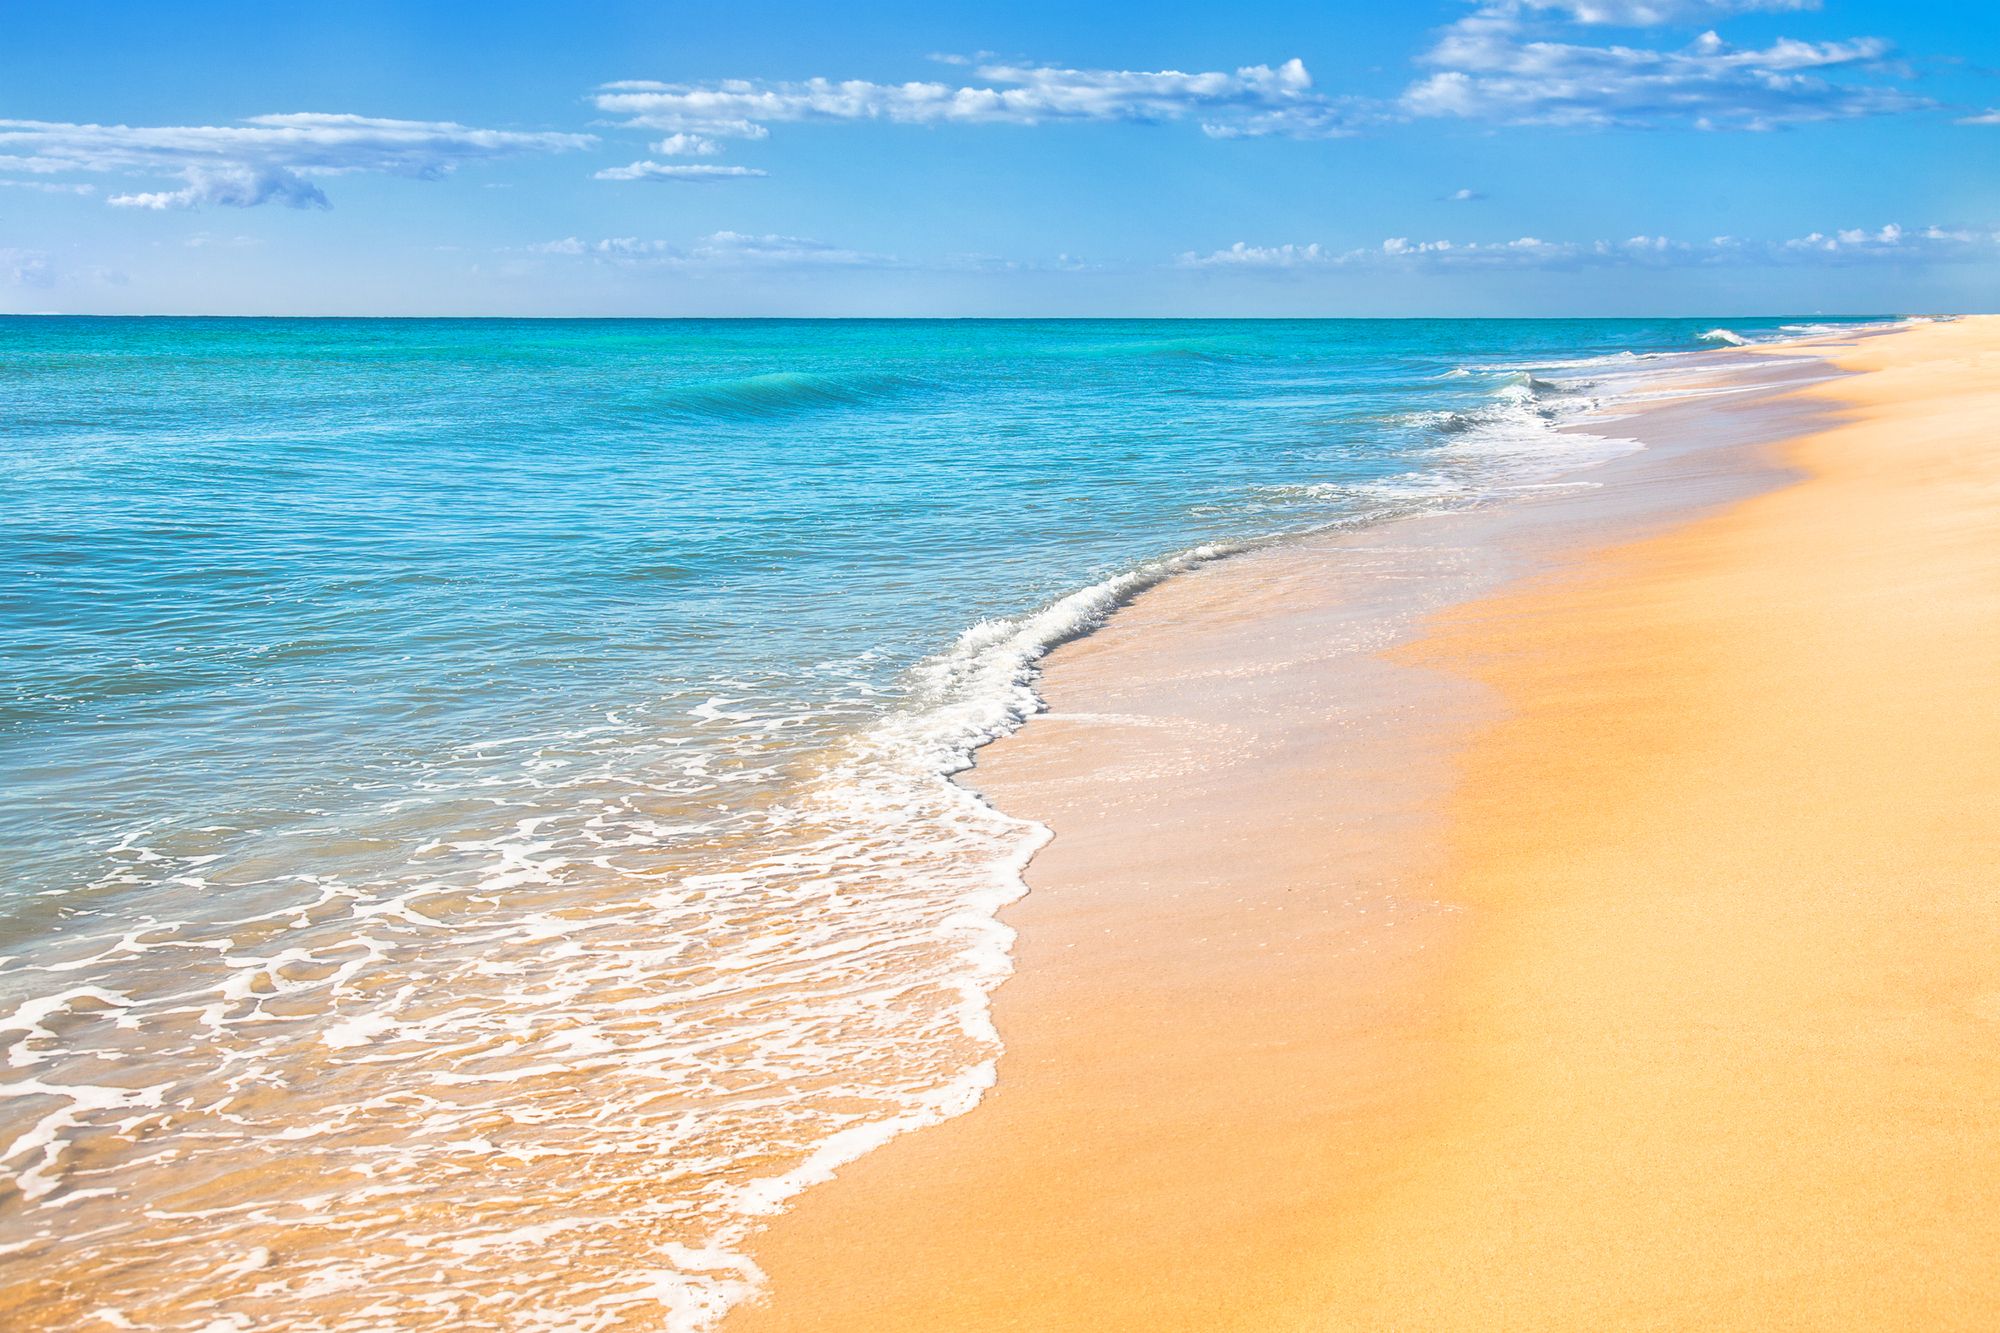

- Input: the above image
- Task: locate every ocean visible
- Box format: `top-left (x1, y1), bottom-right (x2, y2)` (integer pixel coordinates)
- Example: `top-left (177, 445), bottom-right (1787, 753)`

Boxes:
top-left (0, 316), bottom-right (1880, 1328)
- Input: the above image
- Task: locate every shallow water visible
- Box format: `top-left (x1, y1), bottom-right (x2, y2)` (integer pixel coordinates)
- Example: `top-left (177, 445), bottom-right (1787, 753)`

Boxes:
top-left (0, 316), bottom-right (1882, 1328)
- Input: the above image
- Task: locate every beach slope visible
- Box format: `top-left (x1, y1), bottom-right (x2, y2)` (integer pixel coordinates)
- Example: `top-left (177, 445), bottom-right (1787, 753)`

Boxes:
top-left (725, 316), bottom-right (2000, 1331)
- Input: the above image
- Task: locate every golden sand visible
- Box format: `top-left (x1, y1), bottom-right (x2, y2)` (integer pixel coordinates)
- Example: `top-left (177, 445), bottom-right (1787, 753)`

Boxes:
top-left (724, 317), bottom-right (2000, 1331)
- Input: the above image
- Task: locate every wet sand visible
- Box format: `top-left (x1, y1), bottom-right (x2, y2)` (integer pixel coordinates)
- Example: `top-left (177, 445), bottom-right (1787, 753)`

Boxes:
top-left (723, 318), bottom-right (2000, 1330)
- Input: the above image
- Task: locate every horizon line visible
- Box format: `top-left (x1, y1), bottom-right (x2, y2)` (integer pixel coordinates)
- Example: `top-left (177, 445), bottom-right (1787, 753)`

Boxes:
top-left (0, 310), bottom-right (1929, 322)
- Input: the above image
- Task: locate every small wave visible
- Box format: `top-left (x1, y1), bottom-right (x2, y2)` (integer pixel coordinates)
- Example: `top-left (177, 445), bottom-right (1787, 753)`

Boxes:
top-left (1062, 336), bottom-right (1247, 364)
top-left (1483, 349), bottom-right (1655, 375)
top-left (1251, 471), bottom-right (1466, 516)
top-left (1697, 328), bottom-right (1751, 347)
top-left (1400, 360), bottom-right (1641, 484)
top-left (900, 541), bottom-right (1244, 771)
top-left (1779, 319), bottom-right (1907, 340)
top-left (1501, 370), bottom-right (1580, 397)
top-left (652, 371), bottom-right (915, 422)
top-left (1415, 370), bottom-right (1572, 436)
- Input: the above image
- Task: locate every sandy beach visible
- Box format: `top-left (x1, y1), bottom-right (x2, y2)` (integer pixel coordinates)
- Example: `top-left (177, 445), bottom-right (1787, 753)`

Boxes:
top-left (15, 7), bottom-right (2000, 1327)
top-left (722, 315), bottom-right (2000, 1331)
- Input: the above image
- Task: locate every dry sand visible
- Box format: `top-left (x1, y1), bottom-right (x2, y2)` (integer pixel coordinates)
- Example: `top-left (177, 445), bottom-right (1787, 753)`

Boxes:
top-left (723, 317), bottom-right (2000, 1331)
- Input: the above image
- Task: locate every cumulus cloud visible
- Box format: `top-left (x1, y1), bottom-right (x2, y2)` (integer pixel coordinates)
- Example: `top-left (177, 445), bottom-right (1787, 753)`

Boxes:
top-left (1182, 222), bottom-right (1998, 270)
top-left (652, 133), bottom-right (721, 156)
top-left (587, 6), bottom-right (1922, 172)
top-left (1405, 3), bottom-right (1921, 129)
top-left (0, 112), bottom-right (593, 209)
top-left (1764, 222), bottom-right (2000, 261)
top-left (109, 165), bottom-right (329, 210)
top-left (593, 57), bottom-right (1362, 140)
top-left (592, 161), bottom-right (767, 182)
top-left (1182, 241), bottom-right (1329, 267)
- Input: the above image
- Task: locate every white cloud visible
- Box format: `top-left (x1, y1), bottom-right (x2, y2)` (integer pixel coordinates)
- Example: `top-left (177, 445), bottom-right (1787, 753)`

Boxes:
top-left (590, 13), bottom-right (1917, 164)
top-left (1179, 241), bottom-right (1328, 267)
top-left (1959, 109), bottom-right (2000, 125)
top-left (593, 58), bottom-right (1362, 140)
top-left (1769, 221), bottom-right (2000, 261)
top-left (652, 133), bottom-right (721, 156)
top-left (1448, 187), bottom-right (1485, 201)
top-left (0, 113), bottom-right (593, 209)
top-left (1183, 222), bottom-right (1998, 270)
top-left (1405, 4), bottom-right (1921, 128)
top-left (110, 165), bottom-right (329, 210)
top-left (1383, 234), bottom-right (1619, 264)
top-left (592, 161), bottom-right (767, 182)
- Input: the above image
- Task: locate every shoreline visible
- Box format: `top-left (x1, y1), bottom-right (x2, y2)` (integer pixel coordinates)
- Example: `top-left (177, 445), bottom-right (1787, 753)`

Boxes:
top-left (0, 320), bottom-right (1893, 1332)
top-left (718, 327), bottom-right (1914, 1329)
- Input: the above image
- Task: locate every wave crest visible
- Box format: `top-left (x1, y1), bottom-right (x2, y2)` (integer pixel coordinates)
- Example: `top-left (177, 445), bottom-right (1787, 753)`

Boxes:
top-left (654, 370), bottom-right (916, 421)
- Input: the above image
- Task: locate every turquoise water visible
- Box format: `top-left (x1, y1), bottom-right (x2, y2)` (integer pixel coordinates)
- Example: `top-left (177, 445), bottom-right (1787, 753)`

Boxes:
top-left (0, 316), bottom-right (1875, 1327)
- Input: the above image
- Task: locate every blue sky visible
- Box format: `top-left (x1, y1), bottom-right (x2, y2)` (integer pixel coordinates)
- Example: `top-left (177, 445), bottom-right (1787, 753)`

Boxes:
top-left (3, 0), bottom-right (1996, 315)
